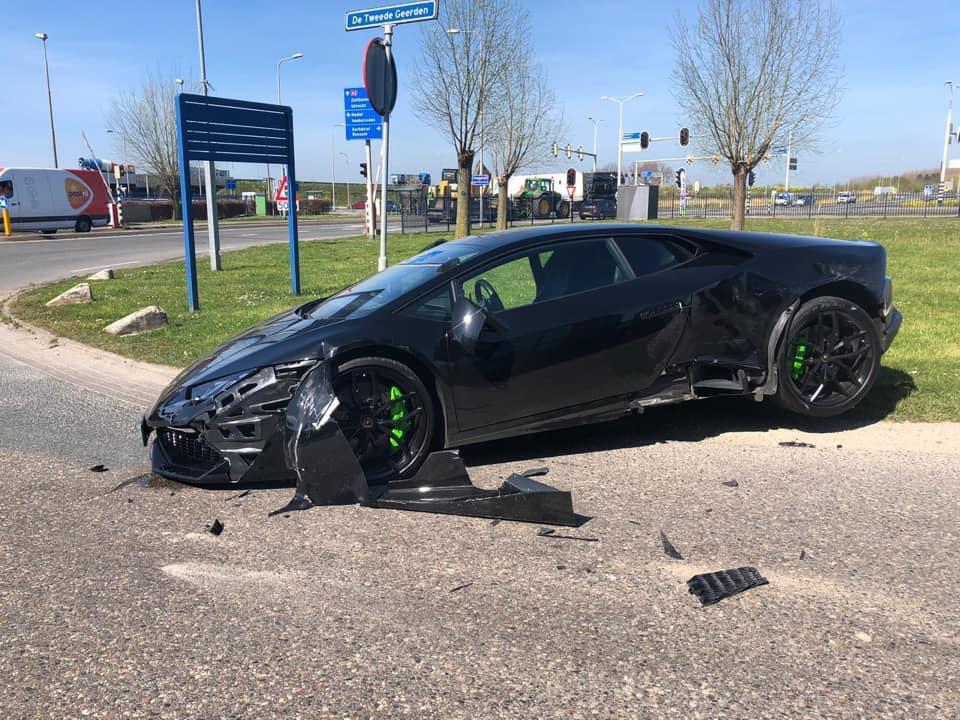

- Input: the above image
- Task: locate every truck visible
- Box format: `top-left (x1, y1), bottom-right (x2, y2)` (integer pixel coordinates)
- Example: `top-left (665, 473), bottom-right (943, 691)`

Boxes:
top-left (0, 167), bottom-right (113, 233)
top-left (503, 171), bottom-right (617, 219)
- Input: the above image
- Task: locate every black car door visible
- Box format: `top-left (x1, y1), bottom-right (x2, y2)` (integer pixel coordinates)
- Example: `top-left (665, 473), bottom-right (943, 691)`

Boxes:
top-left (447, 236), bottom-right (690, 433)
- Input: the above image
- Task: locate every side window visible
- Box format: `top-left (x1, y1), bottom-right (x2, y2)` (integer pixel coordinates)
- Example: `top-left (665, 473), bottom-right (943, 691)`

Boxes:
top-left (458, 238), bottom-right (629, 313)
top-left (403, 285), bottom-right (452, 321)
top-left (0, 180), bottom-right (13, 199)
top-left (615, 235), bottom-right (693, 277)
top-left (461, 255), bottom-right (538, 312)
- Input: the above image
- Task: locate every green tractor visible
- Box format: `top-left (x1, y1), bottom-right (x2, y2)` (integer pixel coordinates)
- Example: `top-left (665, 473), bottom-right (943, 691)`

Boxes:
top-left (515, 177), bottom-right (562, 219)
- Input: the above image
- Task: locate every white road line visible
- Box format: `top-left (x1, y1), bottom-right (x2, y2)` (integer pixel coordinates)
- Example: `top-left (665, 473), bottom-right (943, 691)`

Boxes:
top-left (70, 260), bottom-right (140, 274)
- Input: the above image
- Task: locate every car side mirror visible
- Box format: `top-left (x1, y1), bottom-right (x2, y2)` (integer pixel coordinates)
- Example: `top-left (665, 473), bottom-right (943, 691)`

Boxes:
top-left (450, 295), bottom-right (507, 354)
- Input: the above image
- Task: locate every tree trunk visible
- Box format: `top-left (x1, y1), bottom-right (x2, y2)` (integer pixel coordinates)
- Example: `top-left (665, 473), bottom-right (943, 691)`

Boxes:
top-left (456, 151), bottom-right (475, 239)
top-left (731, 165), bottom-right (749, 231)
top-left (496, 175), bottom-right (510, 231)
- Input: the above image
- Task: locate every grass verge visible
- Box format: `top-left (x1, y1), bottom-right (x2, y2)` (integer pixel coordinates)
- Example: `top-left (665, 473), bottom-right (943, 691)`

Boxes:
top-left (11, 218), bottom-right (960, 422)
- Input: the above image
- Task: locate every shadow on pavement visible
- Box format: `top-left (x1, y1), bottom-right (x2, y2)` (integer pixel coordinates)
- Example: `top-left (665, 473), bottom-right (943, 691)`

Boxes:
top-left (462, 367), bottom-right (917, 468)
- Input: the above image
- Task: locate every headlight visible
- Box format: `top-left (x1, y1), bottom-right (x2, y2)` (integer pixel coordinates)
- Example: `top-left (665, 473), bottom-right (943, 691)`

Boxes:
top-left (188, 371), bottom-right (252, 405)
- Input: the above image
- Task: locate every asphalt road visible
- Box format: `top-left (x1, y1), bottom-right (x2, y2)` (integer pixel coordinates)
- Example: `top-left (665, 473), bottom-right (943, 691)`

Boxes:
top-left (1, 355), bottom-right (958, 718)
top-left (0, 220), bottom-right (389, 296)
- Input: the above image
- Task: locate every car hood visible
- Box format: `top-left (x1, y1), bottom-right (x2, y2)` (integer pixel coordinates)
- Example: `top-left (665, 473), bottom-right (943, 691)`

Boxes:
top-left (157, 301), bottom-right (343, 403)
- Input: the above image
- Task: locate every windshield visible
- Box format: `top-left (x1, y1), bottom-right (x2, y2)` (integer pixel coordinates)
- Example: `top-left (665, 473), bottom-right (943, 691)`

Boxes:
top-left (306, 241), bottom-right (483, 321)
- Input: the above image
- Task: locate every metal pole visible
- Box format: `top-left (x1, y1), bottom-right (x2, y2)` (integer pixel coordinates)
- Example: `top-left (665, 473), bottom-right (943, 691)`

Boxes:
top-left (379, 24), bottom-right (393, 272)
top-left (785, 130), bottom-right (792, 192)
top-left (331, 126), bottom-right (337, 211)
top-left (478, 33), bottom-right (485, 230)
top-left (938, 81), bottom-right (954, 205)
top-left (592, 119), bottom-right (598, 173)
top-left (365, 140), bottom-right (374, 239)
top-left (195, 0), bottom-right (221, 271)
top-left (616, 101), bottom-right (623, 188)
top-left (36, 35), bottom-right (58, 168)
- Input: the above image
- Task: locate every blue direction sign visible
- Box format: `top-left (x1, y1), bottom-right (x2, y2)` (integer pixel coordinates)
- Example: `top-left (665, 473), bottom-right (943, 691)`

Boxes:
top-left (345, 0), bottom-right (438, 31)
top-left (471, 175), bottom-right (490, 186)
top-left (343, 87), bottom-right (383, 140)
top-left (622, 132), bottom-right (642, 140)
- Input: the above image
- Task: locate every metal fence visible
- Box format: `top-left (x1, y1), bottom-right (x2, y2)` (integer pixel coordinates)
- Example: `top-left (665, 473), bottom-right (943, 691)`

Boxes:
top-left (657, 188), bottom-right (960, 220)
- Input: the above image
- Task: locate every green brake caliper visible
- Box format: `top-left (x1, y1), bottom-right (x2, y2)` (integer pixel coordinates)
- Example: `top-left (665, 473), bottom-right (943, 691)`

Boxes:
top-left (790, 335), bottom-right (808, 381)
top-left (388, 385), bottom-right (410, 451)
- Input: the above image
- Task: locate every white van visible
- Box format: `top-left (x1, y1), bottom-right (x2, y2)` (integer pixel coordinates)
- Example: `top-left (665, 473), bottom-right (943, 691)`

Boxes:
top-left (0, 167), bottom-right (112, 233)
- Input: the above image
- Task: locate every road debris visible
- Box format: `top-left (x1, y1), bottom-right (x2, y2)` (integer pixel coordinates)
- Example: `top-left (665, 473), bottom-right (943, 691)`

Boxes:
top-left (89, 464), bottom-right (109, 473)
top-left (536, 527), bottom-right (599, 542)
top-left (226, 489), bottom-right (252, 501)
top-left (687, 566), bottom-right (768, 606)
top-left (659, 530), bottom-right (683, 560)
top-left (208, 519), bottom-right (224, 536)
top-left (722, 479), bottom-right (739, 487)
top-left (449, 582), bottom-right (474, 593)
top-left (779, 441), bottom-right (816, 448)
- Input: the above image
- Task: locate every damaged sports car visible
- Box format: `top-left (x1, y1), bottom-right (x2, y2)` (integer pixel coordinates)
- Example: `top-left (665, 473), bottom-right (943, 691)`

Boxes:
top-left (144, 224), bottom-right (901, 487)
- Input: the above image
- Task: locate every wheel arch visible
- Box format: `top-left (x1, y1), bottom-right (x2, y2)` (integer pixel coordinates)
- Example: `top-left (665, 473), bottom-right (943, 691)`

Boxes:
top-left (798, 280), bottom-right (882, 318)
top-left (328, 344), bottom-right (448, 448)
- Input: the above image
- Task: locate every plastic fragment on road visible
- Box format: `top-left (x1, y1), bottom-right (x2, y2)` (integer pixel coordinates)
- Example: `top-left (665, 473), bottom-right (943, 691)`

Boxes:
top-left (659, 530), bottom-right (683, 559)
top-left (779, 440), bottom-right (816, 448)
top-left (272, 364), bottom-right (582, 526)
top-left (722, 479), bottom-right (739, 487)
top-left (225, 489), bottom-right (252, 501)
top-left (687, 566), bottom-right (768, 606)
top-left (449, 582), bottom-right (474, 593)
top-left (89, 464), bottom-right (109, 473)
top-left (208, 519), bottom-right (224, 536)
top-left (536, 526), bottom-right (599, 542)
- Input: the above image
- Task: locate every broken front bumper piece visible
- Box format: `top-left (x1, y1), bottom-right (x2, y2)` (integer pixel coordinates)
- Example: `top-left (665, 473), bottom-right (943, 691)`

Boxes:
top-left (280, 363), bottom-right (579, 526)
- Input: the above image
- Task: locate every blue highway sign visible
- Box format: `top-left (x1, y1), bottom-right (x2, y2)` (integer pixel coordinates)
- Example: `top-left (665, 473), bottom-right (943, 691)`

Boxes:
top-left (344, 87), bottom-right (383, 140)
top-left (345, 1), bottom-right (438, 31)
top-left (471, 175), bottom-right (490, 186)
top-left (622, 132), bottom-right (641, 140)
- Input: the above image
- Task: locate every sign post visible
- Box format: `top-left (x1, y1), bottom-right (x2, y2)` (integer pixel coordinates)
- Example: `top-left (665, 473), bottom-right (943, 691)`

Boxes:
top-left (347, 0), bottom-right (436, 270)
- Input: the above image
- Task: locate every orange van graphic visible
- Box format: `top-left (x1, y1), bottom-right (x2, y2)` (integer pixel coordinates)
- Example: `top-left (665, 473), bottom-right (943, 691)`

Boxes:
top-left (65, 177), bottom-right (92, 210)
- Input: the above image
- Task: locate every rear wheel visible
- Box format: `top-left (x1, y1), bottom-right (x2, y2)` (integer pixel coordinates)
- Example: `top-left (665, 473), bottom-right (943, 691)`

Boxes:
top-left (773, 296), bottom-right (881, 417)
top-left (332, 357), bottom-right (435, 483)
top-left (557, 200), bottom-right (570, 218)
top-left (536, 197), bottom-right (552, 218)
top-left (75, 216), bottom-right (92, 233)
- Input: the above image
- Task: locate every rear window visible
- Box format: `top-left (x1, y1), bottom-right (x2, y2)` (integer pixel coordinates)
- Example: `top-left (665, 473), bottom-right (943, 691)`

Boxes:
top-left (615, 235), bottom-right (694, 276)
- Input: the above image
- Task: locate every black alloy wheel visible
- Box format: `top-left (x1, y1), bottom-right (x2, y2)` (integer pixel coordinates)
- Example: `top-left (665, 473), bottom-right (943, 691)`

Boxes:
top-left (332, 357), bottom-right (435, 483)
top-left (774, 296), bottom-right (881, 417)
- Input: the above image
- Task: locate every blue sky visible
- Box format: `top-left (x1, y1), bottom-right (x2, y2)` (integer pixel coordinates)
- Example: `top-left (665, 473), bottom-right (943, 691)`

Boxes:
top-left (2, 0), bottom-right (957, 188)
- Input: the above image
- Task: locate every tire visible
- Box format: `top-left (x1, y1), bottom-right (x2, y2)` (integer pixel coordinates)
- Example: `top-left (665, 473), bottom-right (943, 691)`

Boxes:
top-left (332, 356), bottom-right (436, 482)
top-left (773, 296), bottom-right (881, 417)
top-left (39, 229), bottom-right (58, 235)
top-left (75, 216), bottom-right (92, 233)
top-left (557, 200), bottom-right (570, 218)
top-left (536, 197), bottom-right (552, 218)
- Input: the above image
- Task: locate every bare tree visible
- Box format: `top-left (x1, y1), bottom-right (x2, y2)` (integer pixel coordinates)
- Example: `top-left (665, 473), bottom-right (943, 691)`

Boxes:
top-left (488, 51), bottom-right (561, 230)
top-left (110, 73), bottom-right (182, 218)
top-left (672, 0), bottom-right (842, 230)
top-left (412, 0), bottom-right (515, 237)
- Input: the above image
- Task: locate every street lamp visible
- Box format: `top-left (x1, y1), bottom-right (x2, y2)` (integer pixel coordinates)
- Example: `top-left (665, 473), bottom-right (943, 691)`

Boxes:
top-left (447, 27), bottom-right (487, 227)
top-left (106, 128), bottom-right (129, 196)
top-left (939, 80), bottom-right (956, 204)
top-left (175, 78), bottom-right (185, 92)
top-left (332, 123), bottom-right (345, 210)
top-left (600, 92), bottom-right (643, 188)
top-left (34, 32), bottom-right (58, 168)
top-left (275, 53), bottom-right (304, 208)
top-left (586, 116), bottom-right (604, 173)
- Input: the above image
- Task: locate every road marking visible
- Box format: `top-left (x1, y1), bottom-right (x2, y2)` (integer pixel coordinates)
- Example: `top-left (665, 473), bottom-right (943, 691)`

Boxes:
top-left (70, 260), bottom-right (140, 274)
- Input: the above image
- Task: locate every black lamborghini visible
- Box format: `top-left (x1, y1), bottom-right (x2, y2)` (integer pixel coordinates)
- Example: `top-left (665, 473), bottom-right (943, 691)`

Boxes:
top-left (144, 224), bottom-right (901, 486)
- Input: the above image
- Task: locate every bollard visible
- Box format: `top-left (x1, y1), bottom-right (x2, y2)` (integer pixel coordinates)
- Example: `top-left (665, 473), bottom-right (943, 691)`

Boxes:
top-left (1, 207), bottom-right (10, 237)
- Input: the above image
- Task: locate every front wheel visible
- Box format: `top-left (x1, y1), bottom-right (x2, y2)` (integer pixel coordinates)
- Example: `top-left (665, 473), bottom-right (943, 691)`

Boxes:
top-left (332, 357), bottom-right (436, 483)
top-left (773, 296), bottom-right (881, 417)
top-left (75, 216), bottom-right (92, 233)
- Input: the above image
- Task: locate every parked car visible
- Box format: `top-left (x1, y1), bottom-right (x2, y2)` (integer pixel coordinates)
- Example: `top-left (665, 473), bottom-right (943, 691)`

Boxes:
top-left (351, 200), bottom-right (366, 210)
top-left (837, 191), bottom-right (857, 204)
top-left (774, 192), bottom-right (794, 206)
top-left (579, 198), bottom-right (617, 220)
top-left (794, 194), bottom-right (816, 207)
top-left (145, 223), bottom-right (901, 486)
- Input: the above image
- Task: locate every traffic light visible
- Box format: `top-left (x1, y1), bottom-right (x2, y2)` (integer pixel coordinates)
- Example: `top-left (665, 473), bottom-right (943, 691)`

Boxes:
top-left (551, 141), bottom-right (558, 157)
top-left (748, 170), bottom-right (756, 187)
top-left (789, 157), bottom-right (797, 171)
top-left (675, 169), bottom-right (683, 188)
top-left (565, 144), bottom-right (572, 159)
top-left (566, 168), bottom-right (577, 187)
top-left (577, 146), bottom-right (584, 161)
top-left (679, 127), bottom-right (689, 146)
top-left (360, 162), bottom-right (368, 178)
top-left (640, 131), bottom-right (649, 150)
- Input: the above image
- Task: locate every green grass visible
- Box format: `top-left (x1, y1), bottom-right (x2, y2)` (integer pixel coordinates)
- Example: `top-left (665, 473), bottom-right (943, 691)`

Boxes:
top-left (11, 217), bottom-right (960, 422)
